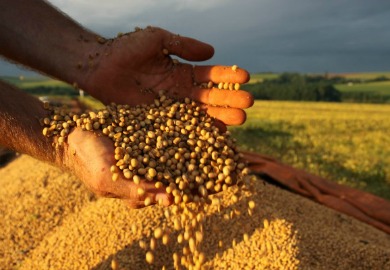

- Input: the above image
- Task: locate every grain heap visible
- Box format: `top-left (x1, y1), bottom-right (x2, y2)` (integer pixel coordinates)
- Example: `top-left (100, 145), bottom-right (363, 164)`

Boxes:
top-left (3, 156), bottom-right (390, 269)
top-left (41, 92), bottom-right (256, 269)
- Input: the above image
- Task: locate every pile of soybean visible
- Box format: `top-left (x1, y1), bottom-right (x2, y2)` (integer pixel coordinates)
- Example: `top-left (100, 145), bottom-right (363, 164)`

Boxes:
top-left (1, 156), bottom-right (390, 269)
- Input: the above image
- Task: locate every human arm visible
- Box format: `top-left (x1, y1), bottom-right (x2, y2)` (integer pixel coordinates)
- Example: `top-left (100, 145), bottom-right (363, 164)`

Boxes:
top-left (0, 80), bottom-right (171, 208)
top-left (0, 80), bottom-right (62, 166)
top-left (0, 0), bottom-right (253, 126)
top-left (0, 0), bottom-right (251, 207)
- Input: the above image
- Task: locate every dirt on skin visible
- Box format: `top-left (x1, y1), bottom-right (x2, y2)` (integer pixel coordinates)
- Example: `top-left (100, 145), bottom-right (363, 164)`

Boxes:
top-left (0, 155), bottom-right (389, 270)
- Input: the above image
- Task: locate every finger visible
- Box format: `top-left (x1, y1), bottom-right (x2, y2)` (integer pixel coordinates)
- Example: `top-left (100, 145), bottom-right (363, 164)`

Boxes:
top-left (191, 88), bottom-right (254, 109)
top-left (193, 65), bottom-right (250, 84)
top-left (135, 181), bottom-right (173, 206)
top-left (162, 31), bottom-right (214, 61)
top-left (122, 200), bottom-right (146, 209)
top-left (122, 193), bottom-right (173, 209)
top-left (201, 105), bottom-right (247, 126)
top-left (104, 177), bottom-right (173, 207)
top-left (214, 119), bottom-right (227, 133)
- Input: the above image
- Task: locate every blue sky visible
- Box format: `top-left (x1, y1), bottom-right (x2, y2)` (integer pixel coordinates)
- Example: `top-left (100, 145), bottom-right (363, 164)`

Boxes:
top-left (1, 0), bottom-right (390, 76)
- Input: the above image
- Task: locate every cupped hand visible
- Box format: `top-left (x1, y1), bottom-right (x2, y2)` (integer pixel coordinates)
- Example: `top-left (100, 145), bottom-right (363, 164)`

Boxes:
top-left (64, 128), bottom-right (173, 209)
top-left (84, 27), bottom-right (253, 126)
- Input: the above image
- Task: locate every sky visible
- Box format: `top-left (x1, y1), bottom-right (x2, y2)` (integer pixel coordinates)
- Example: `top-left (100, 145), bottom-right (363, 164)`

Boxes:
top-left (1, 0), bottom-right (390, 76)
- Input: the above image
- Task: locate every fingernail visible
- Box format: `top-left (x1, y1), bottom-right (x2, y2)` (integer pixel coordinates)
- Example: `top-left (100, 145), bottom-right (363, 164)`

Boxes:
top-left (156, 193), bottom-right (172, 206)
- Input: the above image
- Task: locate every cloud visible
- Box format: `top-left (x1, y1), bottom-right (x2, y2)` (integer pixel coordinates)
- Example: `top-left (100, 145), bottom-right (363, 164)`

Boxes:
top-left (1, 0), bottom-right (390, 76)
top-left (49, 0), bottom-right (230, 33)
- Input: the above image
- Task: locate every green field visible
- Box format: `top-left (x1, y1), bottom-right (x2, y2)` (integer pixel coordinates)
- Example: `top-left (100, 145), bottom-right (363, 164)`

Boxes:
top-left (1, 76), bottom-right (69, 89)
top-left (332, 71), bottom-right (390, 80)
top-left (247, 73), bottom-right (280, 84)
top-left (335, 80), bottom-right (390, 94)
top-left (335, 80), bottom-right (390, 103)
top-left (230, 101), bottom-right (390, 200)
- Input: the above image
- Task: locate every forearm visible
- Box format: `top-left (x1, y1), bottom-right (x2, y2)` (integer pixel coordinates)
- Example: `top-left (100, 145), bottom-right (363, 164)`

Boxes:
top-left (0, 0), bottom-right (98, 91)
top-left (0, 80), bottom-right (64, 167)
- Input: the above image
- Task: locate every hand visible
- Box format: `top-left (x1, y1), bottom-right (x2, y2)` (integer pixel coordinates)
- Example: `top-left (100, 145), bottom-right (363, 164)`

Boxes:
top-left (83, 27), bottom-right (253, 126)
top-left (64, 128), bottom-right (173, 209)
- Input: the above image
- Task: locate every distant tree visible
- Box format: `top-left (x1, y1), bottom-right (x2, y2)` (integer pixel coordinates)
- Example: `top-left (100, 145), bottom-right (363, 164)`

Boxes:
top-left (318, 84), bottom-right (341, 101)
top-left (243, 73), bottom-right (341, 102)
top-left (370, 76), bottom-right (390, 82)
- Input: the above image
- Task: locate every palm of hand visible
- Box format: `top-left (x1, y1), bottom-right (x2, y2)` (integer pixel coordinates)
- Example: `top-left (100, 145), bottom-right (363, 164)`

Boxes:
top-left (65, 128), bottom-right (171, 208)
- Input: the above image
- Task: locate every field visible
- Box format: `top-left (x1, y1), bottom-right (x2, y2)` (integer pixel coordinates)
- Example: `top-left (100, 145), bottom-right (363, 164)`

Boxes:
top-left (335, 80), bottom-right (390, 95)
top-left (334, 72), bottom-right (390, 100)
top-left (229, 101), bottom-right (390, 200)
top-left (1, 75), bottom-right (68, 88)
top-left (247, 73), bottom-right (279, 84)
top-left (333, 71), bottom-right (390, 80)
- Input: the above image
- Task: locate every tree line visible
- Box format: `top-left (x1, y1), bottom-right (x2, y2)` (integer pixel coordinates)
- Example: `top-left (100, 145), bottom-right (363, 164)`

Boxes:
top-left (242, 73), bottom-right (390, 103)
top-left (242, 73), bottom-right (342, 102)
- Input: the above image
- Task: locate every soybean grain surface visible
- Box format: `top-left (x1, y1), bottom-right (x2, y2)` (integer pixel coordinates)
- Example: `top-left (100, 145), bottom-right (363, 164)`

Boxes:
top-left (1, 155), bottom-right (390, 269)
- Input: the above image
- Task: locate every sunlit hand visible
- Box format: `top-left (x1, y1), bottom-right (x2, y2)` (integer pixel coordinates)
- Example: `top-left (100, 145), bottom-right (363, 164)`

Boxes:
top-left (84, 27), bottom-right (253, 126)
top-left (65, 128), bottom-right (173, 209)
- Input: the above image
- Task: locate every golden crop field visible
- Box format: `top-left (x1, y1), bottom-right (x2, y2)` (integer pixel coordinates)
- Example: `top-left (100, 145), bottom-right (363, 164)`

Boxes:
top-left (229, 101), bottom-right (390, 199)
top-left (333, 71), bottom-right (390, 80)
